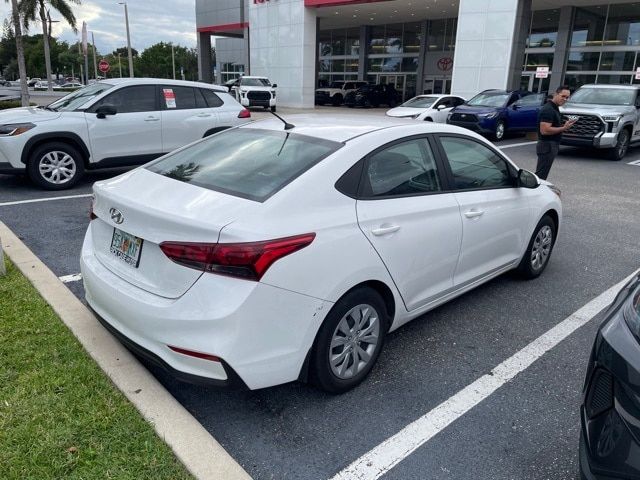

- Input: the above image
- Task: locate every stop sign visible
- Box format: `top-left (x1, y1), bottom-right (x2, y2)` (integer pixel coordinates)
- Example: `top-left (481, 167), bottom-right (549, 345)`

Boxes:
top-left (98, 60), bottom-right (110, 73)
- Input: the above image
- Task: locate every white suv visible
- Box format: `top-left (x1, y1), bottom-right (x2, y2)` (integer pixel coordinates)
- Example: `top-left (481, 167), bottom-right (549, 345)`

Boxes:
top-left (229, 76), bottom-right (277, 112)
top-left (0, 78), bottom-right (250, 190)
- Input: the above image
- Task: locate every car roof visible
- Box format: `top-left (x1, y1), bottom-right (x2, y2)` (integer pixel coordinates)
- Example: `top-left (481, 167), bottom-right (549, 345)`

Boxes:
top-left (97, 77), bottom-right (227, 92)
top-left (240, 114), bottom-right (478, 143)
top-left (579, 84), bottom-right (640, 90)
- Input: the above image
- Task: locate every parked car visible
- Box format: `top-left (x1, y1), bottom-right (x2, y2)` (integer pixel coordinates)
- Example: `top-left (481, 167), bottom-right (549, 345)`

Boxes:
top-left (81, 115), bottom-right (562, 393)
top-left (447, 89), bottom-right (545, 141)
top-left (27, 77), bottom-right (41, 87)
top-left (344, 84), bottom-right (400, 108)
top-left (0, 78), bottom-right (12, 87)
top-left (0, 78), bottom-right (250, 189)
top-left (386, 94), bottom-right (466, 122)
top-left (223, 77), bottom-right (240, 92)
top-left (229, 75), bottom-right (277, 112)
top-left (579, 271), bottom-right (640, 480)
top-left (560, 84), bottom-right (640, 161)
top-left (53, 82), bottom-right (83, 90)
top-left (315, 81), bottom-right (369, 106)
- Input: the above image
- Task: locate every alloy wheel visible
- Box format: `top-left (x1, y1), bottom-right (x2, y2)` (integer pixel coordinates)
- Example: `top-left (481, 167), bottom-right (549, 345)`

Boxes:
top-left (329, 303), bottom-right (380, 380)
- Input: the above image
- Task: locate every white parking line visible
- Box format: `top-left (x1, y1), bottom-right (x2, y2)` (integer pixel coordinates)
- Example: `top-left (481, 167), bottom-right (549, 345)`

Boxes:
top-left (0, 193), bottom-right (92, 207)
top-left (59, 273), bottom-right (83, 284)
top-left (329, 269), bottom-right (639, 480)
top-left (627, 159), bottom-right (640, 166)
top-left (498, 141), bottom-right (538, 150)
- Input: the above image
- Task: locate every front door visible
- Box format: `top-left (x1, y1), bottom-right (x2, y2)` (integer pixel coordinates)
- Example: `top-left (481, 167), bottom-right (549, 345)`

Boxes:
top-left (355, 137), bottom-right (462, 311)
top-left (435, 135), bottom-right (533, 286)
top-left (84, 84), bottom-right (163, 165)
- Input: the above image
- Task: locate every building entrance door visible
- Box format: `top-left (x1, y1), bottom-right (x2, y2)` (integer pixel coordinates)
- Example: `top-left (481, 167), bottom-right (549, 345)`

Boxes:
top-left (520, 73), bottom-right (551, 93)
top-left (378, 74), bottom-right (406, 101)
top-left (423, 76), bottom-right (452, 95)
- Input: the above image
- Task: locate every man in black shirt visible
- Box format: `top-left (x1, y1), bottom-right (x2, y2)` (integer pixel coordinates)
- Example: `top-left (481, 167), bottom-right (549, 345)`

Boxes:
top-left (535, 86), bottom-right (576, 180)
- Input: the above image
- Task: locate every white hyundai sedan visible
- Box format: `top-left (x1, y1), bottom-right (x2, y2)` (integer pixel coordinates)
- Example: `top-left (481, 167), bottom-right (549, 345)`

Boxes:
top-left (386, 94), bottom-right (466, 122)
top-left (81, 115), bottom-right (562, 393)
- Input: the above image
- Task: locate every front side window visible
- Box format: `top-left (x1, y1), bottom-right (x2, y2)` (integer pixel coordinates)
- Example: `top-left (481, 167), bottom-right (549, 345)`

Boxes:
top-left (514, 93), bottom-right (545, 107)
top-left (439, 136), bottom-right (513, 190)
top-left (147, 129), bottom-right (342, 202)
top-left (89, 85), bottom-right (157, 113)
top-left (363, 139), bottom-right (441, 198)
top-left (49, 82), bottom-right (115, 111)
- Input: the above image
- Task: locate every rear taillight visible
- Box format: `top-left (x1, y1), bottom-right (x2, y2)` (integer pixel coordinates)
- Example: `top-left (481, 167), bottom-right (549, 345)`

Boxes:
top-left (237, 108), bottom-right (251, 119)
top-left (89, 198), bottom-right (97, 220)
top-left (159, 233), bottom-right (315, 281)
top-left (168, 345), bottom-right (221, 363)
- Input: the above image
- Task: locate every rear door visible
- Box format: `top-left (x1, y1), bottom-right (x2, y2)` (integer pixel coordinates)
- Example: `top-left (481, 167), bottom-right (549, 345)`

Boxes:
top-left (160, 85), bottom-right (219, 152)
top-left (434, 134), bottom-right (533, 287)
top-left (84, 84), bottom-right (163, 164)
top-left (356, 136), bottom-right (462, 311)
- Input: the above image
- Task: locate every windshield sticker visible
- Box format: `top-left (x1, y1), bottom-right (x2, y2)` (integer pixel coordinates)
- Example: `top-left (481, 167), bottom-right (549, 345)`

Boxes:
top-left (163, 88), bottom-right (176, 108)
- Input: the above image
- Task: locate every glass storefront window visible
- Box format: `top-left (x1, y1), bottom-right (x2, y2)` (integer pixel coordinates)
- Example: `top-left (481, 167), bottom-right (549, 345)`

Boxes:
top-left (346, 28), bottom-right (360, 56)
top-left (564, 74), bottom-right (597, 90)
top-left (401, 57), bottom-right (419, 72)
top-left (604, 4), bottom-right (640, 46)
top-left (369, 26), bottom-right (386, 54)
top-left (319, 31), bottom-right (332, 56)
top-left (599, 52), bottom-right (636, 71)
top-left (447, 19), bottom-right (457, 51)
top-left (567, 52), bottom-right (601, 71)
top-left (403, 22), bottom-right (422, 53)
top-left (596, 74), bottom-right (633, 84)
top-left (331, 29), bottom-right (346, 56)
top-left (571, 6), bottom-right (607, 47)
top-left (528, 9), bottom-right (560, 48)
top-left (345, 59), bottom-right (359, 73)
top-left (428, 20), bottom-right (446, 51)
top-left (386, 25), bottom-right (403, 54)
top-left (524, 53), bottom-right (554, 71)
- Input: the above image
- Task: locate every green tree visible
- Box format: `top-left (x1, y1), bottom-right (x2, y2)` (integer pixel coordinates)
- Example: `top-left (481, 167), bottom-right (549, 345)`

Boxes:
top-left (135, 42), bottom-right (198, 80)
top-left (19, 0), bottom-right (80, 92)
top-left (5, 0), bottom-right (29, 105)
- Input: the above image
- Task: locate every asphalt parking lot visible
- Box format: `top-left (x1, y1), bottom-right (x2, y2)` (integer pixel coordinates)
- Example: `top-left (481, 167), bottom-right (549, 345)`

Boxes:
top-left (1, 108), bottom-right (639, 480)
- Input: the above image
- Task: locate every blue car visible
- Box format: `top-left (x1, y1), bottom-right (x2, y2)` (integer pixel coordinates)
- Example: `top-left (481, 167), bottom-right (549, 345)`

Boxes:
top-left (447, 89), bottom-right (546, 141)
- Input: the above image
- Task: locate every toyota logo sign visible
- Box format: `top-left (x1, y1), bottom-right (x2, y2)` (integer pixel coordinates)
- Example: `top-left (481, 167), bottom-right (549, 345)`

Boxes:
top-left (437, 57), bottom-right (454, 72)
top-left (109, 207), bottom-right (124, 224)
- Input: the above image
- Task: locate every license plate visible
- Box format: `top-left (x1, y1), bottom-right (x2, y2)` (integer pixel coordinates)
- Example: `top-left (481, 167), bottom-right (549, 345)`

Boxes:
top-left (110, 228), bottom-right (143, 268)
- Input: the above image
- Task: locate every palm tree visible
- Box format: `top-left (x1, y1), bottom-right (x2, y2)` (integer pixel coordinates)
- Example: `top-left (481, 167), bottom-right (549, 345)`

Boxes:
top-left (6, 0), bottom-right (29, 106)
top-left (20, 0), bottom-right (80, 92)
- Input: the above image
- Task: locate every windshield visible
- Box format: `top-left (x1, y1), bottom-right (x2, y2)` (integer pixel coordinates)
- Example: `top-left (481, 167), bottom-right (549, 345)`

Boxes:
top-left (146, 128), bottom-right (342, 202)
top-left (568, 88), bottom-right (636, 106)
top-left (47, 82), bottom-right (115, 111)
top-left (401, 96), bottom-right (439, 108)
top-left (241, 78), bottom-right (271, 87)
top-left (467, 93), bottom-right (510, 108)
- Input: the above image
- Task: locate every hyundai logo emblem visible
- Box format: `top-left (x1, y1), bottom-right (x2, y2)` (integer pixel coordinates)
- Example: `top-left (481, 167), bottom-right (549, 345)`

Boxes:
top-left (109, 207), bottom-right (124, 224)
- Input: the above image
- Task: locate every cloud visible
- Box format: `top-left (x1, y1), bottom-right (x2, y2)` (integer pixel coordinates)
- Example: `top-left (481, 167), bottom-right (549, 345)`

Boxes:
top-left (0, 0), bottom-right (197, 55)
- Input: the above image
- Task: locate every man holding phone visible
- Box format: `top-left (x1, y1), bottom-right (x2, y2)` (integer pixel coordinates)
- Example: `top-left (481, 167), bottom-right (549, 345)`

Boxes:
top-left (536, 86), bottom-right (576, 180)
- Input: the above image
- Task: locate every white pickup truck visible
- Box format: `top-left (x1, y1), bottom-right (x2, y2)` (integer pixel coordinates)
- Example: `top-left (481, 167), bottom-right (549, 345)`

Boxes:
top-left (315, 81), bottom-right (368, 106)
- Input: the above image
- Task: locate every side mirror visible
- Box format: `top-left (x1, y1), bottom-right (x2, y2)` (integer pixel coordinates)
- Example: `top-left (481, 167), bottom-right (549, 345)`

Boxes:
top-left (518, 169), bottom-right (539, 189)
top-left (96, 105), bottom-right (116, 119)
top-left (436, 104), bottom-right (447, 110)
top-left (512, 103), bottom-right (521, 110)
top-left (272, 84), bottom-right (278, 88)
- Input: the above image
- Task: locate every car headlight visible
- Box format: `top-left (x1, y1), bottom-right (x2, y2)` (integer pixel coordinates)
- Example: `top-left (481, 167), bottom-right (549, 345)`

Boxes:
top-left (0, 123), bottom-right (35, 136)
top-left (478, 112), bottom-right (498, 120)
top-left (240, 90), bottom-right (246, 97)
top-left (602, 115), bottom-right (621, 125)
top-left (271, 90), bottom-right (276, 98)
top-left (623, 283), bottom-right (640, 339)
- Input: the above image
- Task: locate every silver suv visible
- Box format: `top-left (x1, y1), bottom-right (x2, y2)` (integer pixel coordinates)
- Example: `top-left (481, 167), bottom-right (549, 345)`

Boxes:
top-left (560, 84), bottom-right (640, 160)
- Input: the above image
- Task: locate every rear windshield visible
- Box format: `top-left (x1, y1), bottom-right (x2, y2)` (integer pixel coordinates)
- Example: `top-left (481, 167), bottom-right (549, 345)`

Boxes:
top-left (146, 128), bottom-right (342, 202)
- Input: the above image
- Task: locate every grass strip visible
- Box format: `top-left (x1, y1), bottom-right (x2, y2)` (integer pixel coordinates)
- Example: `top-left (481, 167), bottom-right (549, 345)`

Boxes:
top-left (0, 258), bottom-right (193, 479)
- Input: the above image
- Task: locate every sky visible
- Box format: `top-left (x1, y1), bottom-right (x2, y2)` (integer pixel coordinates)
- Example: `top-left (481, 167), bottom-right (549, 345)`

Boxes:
top-left (0, 0), bottom-right (198, 55)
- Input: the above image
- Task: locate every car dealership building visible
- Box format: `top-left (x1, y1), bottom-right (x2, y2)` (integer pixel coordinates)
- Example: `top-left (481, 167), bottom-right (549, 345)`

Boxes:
top-left (196, 0), bottom-right (640, 107)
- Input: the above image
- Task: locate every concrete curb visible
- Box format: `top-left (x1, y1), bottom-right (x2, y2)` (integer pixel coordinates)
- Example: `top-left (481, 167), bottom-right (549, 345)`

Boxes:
top-left (0, 221), bottom-right (252, 480)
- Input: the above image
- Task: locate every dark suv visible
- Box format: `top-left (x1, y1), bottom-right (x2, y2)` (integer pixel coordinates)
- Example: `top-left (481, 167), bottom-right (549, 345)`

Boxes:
top-left (344, 84), bottom-right (399, 108)
top-left (447, 89), bottom-right (545, 141)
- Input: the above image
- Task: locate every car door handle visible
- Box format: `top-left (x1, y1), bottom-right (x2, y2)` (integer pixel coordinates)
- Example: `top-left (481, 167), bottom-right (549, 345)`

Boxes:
top-left (197, 113), bottom-right (212, 118)
top-left (144, 116), bottom-right (159, 122)
top-left (464, 209), bottom-right (485, 218)
top-left (371, 224), bottom-right (400, 236)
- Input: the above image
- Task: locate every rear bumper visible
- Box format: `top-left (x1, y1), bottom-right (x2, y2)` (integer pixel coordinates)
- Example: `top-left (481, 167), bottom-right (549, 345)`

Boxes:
top-left (580, 283), bottom-right (640, 479)
top-left (80, 226), bottom-right (332, 390)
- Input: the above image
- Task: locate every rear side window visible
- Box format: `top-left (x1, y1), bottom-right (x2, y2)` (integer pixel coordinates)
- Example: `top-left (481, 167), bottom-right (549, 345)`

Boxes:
top-left (147, 129), bottom-right (342, 202)
top-left (200, 88), bottom-right (224, 107)
top-left (161, 86), bottom-right (198, 110)
top-left (363, 139), bottom-right (441, 198)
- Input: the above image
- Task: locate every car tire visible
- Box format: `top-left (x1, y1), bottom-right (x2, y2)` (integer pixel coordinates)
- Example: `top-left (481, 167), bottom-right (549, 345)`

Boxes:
top-left (607, 128), bottom-right (630, 161)
top-left (27, 142), bottom-right (85, 190)
top-left (310, 287), bottom-right (388, 393)
top-left (332, 94), bottom-right (343, 106)
top-left (271, 106), bottom-right (276, 112)
top-left (517, 214), bottom-right (556, 279)
top-left (493, 120), bottom-right (506, 141)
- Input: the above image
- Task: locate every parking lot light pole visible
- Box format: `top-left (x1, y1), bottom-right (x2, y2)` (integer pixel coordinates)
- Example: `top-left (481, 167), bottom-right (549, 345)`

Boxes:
top-left (118, 2), bottom-right (134, 77)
